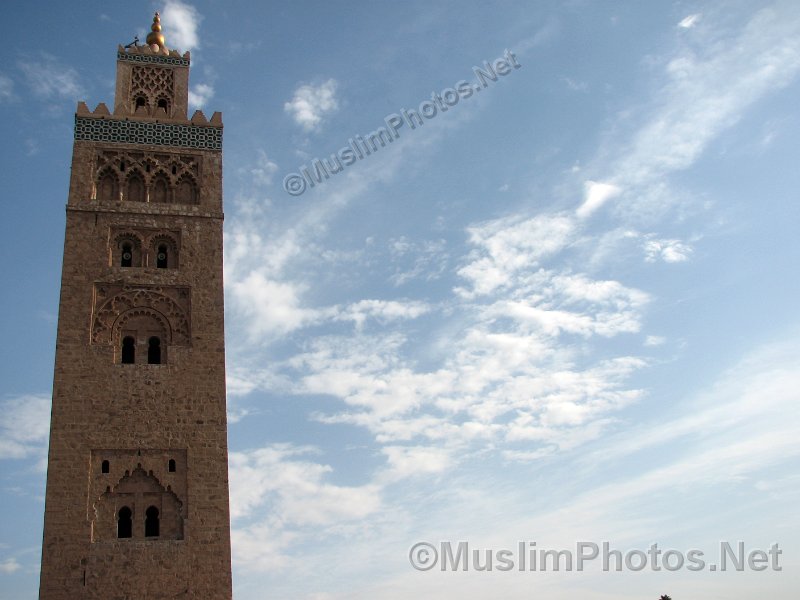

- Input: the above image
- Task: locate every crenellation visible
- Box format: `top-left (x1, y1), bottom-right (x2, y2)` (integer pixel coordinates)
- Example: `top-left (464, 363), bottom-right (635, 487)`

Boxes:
top-left (190, 110), bottom-right (209, 125)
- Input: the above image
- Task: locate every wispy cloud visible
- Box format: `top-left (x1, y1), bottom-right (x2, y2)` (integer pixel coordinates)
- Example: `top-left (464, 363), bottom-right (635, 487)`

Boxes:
top-left (678, 13), bottom-right (702, 29)
top-left (599, 7), bottom-right (800, 221)
top-left (643, 236), bottom-right (693, 263)
top-left (220, 7), bottom-right (800, 584)
top-left (284, 79), bottom-right (339, 132)
top-left (250, 150), bottom-right (279, 186)
top-left (0, 74), bottom-right (15, 102)
top-left (456, 214), bottom-right (576, 297)
top-left (0, 394), bottom-right (50, 461)
top-left (18, 54), bottom-right (83, 103)
top-left (388, 237), bottom-right (448, 286)
top-left (0, 557), bottom-right (21, 574)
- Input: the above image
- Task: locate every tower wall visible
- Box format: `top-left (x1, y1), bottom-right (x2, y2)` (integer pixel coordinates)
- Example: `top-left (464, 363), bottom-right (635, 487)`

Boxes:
top-left (39, 22), bottom-right (232, 600)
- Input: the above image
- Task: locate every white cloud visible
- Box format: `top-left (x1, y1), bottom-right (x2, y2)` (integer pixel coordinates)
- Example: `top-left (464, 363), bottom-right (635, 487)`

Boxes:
top-left (576, 180), bottom-right (621, 219)
top-left (388, 237), bottom-right (448, 286)
top-left (284, 79), bottom-right (339, 132)
top-left (456, 214), bottom-right (575, 297)
top-left (0, 394), bottom-right (51, 460)
top-left (580, 337), bottom-right (800, 483)
top-left (644, 334), bottom-right (665, 347)
top-left (604, 7), bottom-right (800, 219)
top-left (216, 8), bottom-right (800, 594)
top-left (643, 237), bottom-right (693, 263)
top-left (230, 271), bottom-right (316, 338)
top-left (0, 558), bottom-right (20, 574)
top-left (678, 13), bottom-right (702, 29)
top-left (250, 150), bottom-right (279, 186)
top-left (381, 445), bottom-right (452, 481)
top-left (335, 299), bottom-right (430, 329)
top-left (18, 54), bottom-right (82, 102)
top-left (562, 76), bottom-right (588, 92)
top-left (0, 74), bottom-right (15, 102)
top-left (161, 0), bottom-right (202, 50)
top-left (188, 82), bottom-right (214, 109)
top-left (229, 444), bottom-right (382, 571)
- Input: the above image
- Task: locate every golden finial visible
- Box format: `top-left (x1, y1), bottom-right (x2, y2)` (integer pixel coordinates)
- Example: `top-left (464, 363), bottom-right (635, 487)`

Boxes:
top-left (145, 12), bottom-right (166, 51)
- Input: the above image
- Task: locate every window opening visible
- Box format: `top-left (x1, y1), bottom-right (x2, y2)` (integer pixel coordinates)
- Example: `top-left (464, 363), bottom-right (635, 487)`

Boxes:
top-left (145, 506), bottom-right (160, 537)
top-left (117, 507), bottom-right (132, 539)
top-left (121, 336), bottom-right (135, 364)
top-left (147, 337), bottom-right (161, 365)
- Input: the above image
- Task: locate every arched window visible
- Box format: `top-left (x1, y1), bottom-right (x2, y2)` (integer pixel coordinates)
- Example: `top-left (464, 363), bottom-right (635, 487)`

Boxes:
top-left (117, 506), bottom-right (133, 539)
top-left (157, 98), bottom-right (169, 112)
top-left (121, 242), bottom-right (133, 267)
top-left (147, 337), bottom-right (161, 365)
top-left (175, 177), bottom-right (197, 205)
top-left (101, 460), bottom-right (110, 474)
top-left (145, 506), bottom-right (160, 538)
top-left (168, 459), bottom-right (176, 473)
top-left (150, 238), bottom-right (177, 269)
top-left (121, 336), bottom-right (135, 364)
top-left (151, 175), bottom-right (170, 204)
top-left (134, 95), bottom-right (147, 111)
top-left (156, 244), bottom-right (168, 269)
top-left (97, 171), bottom-right (118, 202)
top-left (127, 173), bottom-right (145, 202)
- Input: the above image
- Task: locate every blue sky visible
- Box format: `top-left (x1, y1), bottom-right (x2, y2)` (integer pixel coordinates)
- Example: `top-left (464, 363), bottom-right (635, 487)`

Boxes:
top-left (1, 1), bottom-right (799, 598)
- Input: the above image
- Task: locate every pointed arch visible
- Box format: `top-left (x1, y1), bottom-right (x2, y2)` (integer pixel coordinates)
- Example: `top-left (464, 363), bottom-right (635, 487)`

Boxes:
top-left (113, 233), bottom-right (143, 268)
top-left (112, 308), bottom-right (171, 365)
top-left (91, 286), bottom-right (192, 347)
top-left (125, 170), bottom-right (146, 202)
top-left (175, 174), bottom-right (198, 205)
top-left (133, 92), bottom-right (149, 110)
top-left (112, 233), bottom-right (143, 268)
top-left (155, 94), bottom-right (171, 117)
top-left (150, 172), bottom-right (171, 203)
top-left (149, 233), bottom-right (179, 269)
top-left (96, 168), bottom-right (119, 202)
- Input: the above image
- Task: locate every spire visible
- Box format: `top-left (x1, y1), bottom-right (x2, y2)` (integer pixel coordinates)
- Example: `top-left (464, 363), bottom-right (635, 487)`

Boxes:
top-left (145, 12), bottom-right (166, 51)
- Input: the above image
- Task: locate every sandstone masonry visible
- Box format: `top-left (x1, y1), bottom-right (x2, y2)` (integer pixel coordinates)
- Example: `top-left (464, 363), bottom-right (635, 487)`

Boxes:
top-left (38, 13), bottom-right (233, 600)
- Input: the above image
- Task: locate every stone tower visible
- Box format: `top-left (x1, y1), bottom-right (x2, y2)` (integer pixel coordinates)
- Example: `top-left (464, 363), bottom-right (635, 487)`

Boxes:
top-left (38, 13), bottom-right (232, 599)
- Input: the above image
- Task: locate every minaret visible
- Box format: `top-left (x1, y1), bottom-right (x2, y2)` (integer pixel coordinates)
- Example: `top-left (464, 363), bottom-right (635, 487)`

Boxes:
top-left (38, 13), bottom-right (232, 599)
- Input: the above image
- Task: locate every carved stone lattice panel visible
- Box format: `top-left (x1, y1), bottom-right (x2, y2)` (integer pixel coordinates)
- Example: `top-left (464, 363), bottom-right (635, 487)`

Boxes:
top-left (131, 66), bottom-right (174, 104)
top-left (93, 148), bottom-right (201, 204)
top-left (92, 284), bottom-right (191, 346)
top-left (96, 148), bottom-right (200, 184)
